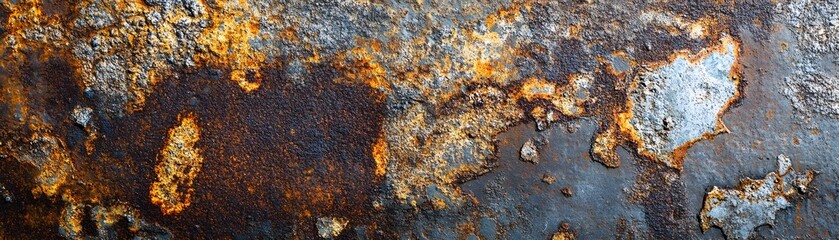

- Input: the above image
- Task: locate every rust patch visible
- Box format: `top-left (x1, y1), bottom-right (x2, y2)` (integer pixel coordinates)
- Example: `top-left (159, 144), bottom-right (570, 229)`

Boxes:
top-left (150, 112), bottom-right (203, 215)
top-left (551, 222), bottom-right (576, 240)
top-left (196, 0), bottom-right (266, 92)
top-left (700, 154), bottom-right (816, 239)
top-left (85, 64), bottom-right (389, 237)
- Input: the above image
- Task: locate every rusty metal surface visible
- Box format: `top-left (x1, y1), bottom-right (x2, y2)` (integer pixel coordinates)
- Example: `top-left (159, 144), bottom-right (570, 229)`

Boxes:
top-left (1, 0), bottom-right (838, 239)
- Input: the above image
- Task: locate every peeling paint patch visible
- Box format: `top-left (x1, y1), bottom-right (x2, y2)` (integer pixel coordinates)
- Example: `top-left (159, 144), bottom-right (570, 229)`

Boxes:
top-left (150, 112), bottom-right (203, 215)
top-left (700, 154), bottom-right (816, 240)
top-left (621, 36), bottom-right (740, 168)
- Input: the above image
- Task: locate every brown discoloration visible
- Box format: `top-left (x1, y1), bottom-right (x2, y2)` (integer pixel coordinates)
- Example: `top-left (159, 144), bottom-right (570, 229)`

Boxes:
top-left (40, 0), bottom-right (72, 18)
top-left (631, 158), bottom-right (694, 238)
top-left (541, 174), bottom-right (556, 185)
top-left (561, 187), bottom-right (573, 198)
top-left (84, 64), bottom-right (387, 237)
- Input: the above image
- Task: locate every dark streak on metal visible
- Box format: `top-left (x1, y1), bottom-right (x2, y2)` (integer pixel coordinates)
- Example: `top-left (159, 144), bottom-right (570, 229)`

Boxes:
top-left (633, 158), bottom-right (695, 239)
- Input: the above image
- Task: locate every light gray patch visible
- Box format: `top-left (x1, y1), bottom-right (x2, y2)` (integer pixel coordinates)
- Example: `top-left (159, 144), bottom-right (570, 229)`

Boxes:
top-left (71, 106), bottom-right (93, 128)
top-left (610, 55), bottom-right (631, 73)
top-left (74, 1), bottom-right (115, 30)
top-left (628, 40), bottom-right (737, 158)
top-left (520, 139), bottom-right (539, 164)
top-left (784, 63), bottom-right (839, 119)
top-left (779, 0), bottom-right (839, 120)
top-left (782, 0), bottom-right (839, 54)
top-left (700, 154), bottom-right (816, 240)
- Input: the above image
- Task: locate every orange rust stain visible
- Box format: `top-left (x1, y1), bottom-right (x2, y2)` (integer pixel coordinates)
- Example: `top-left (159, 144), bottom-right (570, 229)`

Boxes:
top-left (638, 36), bottom-right (741, 72)
top-left (195, 0), bottom-right (266, 92)
top-left (338, 46), bottom-right (391, 92)
top-left (485, 2), bottom-right (524, 29)
top-left (473, 60), bottom-right (496, 80)
top-left (515, 74), bottom-right (592, 119)
top-left (84, 133), bottom-right (97, 155)
top-left (0, 1), bottom-right (72, 122)
top-left (551, 223), bottom-right (577, 240)
top-left (795, 204), bottom-right (803, 228)
top-left (279, 27), bottom-right (300, 42)
top-left (766, 110), bottom-right (775, 119)
top-left (372, 135), bottom-right (388, 177)
top-left (33, 135), bottom-right (74, 197)
top-left (149, 112), bottom-right (204, 215)
top-left (517, 77), bottom-right (557, 101)
top-left (456, 221), bottom-right (477, 238)
top-left (567, 24), bottom-right (582, 40)
top-left (670, 145), bottom-right (689, 167)
top-left (591, 128), bottom-right (621, 168)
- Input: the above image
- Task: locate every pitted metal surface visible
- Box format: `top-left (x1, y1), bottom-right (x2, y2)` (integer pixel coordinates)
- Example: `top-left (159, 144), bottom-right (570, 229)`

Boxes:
top-left (1, 0), bottom-right (838, 239)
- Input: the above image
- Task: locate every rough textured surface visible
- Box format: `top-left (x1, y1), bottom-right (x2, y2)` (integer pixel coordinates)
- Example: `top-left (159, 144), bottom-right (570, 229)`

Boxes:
top-left (625, 36), bottom-right (739, 168)
top-left (520, 138), bottom-right (540, 164)
top-left (317, 217), bottom-right (350, 239)
top-left (149, 112), bottom-right (203, 215)
top-left (1, 0), bottom-right (838, 239)
top-left (700, 155), bottom-right (815, 240)
top-left (781, 0), bottom-right (839, 120)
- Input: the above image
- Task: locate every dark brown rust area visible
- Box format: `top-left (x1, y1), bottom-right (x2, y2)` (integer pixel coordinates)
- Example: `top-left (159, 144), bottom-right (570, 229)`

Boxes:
top-left (83, 64), bottom-right (388, 238)
top-left (0, 5), bottom-right (9, 37)
top-left (41, 0), bottom-right (74, 18)
top-left (633, 158), bottom-right (695, 239)
top-left (0, 51), bottom-right (85, 239)
top-left (0, 158), bottom-right (64, 239)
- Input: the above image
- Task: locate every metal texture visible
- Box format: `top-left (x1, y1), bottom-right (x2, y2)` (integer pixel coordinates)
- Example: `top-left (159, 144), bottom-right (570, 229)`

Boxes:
top-left (1, 0), bottom-right (838, 239)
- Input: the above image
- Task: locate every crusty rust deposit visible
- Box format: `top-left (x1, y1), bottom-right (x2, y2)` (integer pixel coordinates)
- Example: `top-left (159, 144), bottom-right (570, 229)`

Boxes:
top-left (2, 0), bottom-right (838, 239)
top-left (150, 112), bottom-right (203, 215)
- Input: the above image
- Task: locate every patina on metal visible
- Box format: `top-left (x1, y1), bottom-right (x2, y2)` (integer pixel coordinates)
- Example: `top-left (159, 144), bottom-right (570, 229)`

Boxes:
top-left (1, 0), bottom-right (837, 239)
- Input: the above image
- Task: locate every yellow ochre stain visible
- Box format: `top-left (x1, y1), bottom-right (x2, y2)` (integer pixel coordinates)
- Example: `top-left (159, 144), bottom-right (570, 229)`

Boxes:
top-left (150, 112), bottom-right (204, 215)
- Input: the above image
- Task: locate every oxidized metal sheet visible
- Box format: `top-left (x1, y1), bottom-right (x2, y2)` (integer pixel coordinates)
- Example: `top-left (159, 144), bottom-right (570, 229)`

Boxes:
top-left (1, 0), bottom-right (838, 239)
